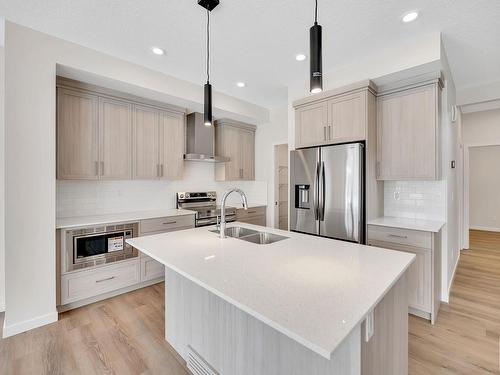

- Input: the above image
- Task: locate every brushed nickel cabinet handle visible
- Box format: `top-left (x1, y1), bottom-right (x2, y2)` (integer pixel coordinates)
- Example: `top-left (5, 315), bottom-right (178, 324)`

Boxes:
top-left (162, 221), bottom-right (177, 225)
top-left (388, 234), bottom-right (408, 239)
top-left (247, 210), bottom-right (257, 214)
top-left (96, 276), bottom-right (115, 283)
top-left (100, 161), bottom-right (104, 175)
top-left (329, 125), bottom-right (332, 140)
top-left (95, 161), bottom-right (99, 176)
top-left (157, 164), bottom-right (160, 177)
top-left (161, 164), bottom-right (164, 177)
top-left (323, 126), bottom-right (327, 141)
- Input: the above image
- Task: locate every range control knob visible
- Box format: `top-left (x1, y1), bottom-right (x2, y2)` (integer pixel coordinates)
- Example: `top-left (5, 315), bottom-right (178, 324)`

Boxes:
top-left (179, 194), bottom-right (184, 199)
top-left (185, 193), bottom-right (190, 198)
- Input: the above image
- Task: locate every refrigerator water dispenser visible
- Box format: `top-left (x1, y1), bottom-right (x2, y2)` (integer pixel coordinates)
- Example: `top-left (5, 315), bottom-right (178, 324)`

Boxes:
top-left (295, 185), bottom-right (310, 209)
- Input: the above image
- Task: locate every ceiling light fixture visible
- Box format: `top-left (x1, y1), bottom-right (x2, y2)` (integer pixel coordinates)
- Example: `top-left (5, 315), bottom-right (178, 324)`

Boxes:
top-left (198, 0), bottom-right (220, 126)
top-left (151, 47), bottom-right (165, 55)
top-left (310, 0), bottom-right (323, 94)
top-left (402, 11), bottom-right (419, 23)
top-left (295, 54), bottom-right (307, 61)
top-left (236, 82), bottom-right (246, 88)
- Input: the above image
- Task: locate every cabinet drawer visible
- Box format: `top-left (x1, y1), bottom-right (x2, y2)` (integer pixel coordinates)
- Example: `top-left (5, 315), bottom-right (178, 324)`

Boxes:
top-left (61, 260), bottom-right (140, 305)
top-left (367, 225), bottom-right (432, 249)
top-left (236, 206), bottom-right (266, 220)
top-left (140, 215), bottom-right (195, 234)
top-left (141, 255), bottom-right (165, 281)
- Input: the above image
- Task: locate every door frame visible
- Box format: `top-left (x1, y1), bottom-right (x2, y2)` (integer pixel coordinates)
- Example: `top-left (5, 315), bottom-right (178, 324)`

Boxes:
top-left (462, 141), bottom-right (500, 249)
top-left (273, 142), bottom-right (288, 229)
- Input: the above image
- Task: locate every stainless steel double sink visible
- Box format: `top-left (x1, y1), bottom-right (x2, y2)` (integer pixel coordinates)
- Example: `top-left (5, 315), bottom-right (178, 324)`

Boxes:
top-left (210, 226), bottom-right (289, 245)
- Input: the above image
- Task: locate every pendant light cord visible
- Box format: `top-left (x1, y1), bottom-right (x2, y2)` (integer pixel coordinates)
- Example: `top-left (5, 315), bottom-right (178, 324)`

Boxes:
top-left (314, 0), bottom-right (318, 24)
top-left (206, 9), bottom-right (210, 83)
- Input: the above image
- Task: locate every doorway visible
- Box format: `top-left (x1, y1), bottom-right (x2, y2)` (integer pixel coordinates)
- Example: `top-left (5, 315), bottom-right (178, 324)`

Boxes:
top-left (463, 144), bottom-right (500, 249)
top-left (274, 144), bottom-right (288, 230)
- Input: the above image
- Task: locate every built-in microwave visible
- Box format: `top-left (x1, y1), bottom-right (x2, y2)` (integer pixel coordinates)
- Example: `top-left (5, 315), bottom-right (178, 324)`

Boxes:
top-left (64, 222), bottom-right (139, 272)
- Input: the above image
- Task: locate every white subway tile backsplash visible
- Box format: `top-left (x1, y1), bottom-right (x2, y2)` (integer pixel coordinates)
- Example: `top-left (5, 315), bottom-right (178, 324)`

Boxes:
top-left (57, 163), bottom-right (268, 218)
top-left (384, 180), bottom-right (446, 221)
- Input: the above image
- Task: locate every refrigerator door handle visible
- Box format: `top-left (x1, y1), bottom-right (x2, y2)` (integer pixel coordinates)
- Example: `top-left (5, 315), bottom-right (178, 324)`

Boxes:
top-left (314, 161), bottom-right (320, 220)
top-left (319, 161), bottom-right (326, 221)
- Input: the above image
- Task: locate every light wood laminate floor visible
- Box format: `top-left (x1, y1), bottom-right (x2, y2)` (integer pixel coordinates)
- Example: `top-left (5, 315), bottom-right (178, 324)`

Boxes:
top-left (409, 230), bottom-right (500, 374)
top-left (1, 229), bottom-right (499, 374)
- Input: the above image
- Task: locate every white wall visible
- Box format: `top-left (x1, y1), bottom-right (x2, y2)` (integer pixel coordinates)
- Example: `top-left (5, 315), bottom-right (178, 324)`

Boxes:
top-left (439, 40), bottom-right (460, 302)
top-left (0, 18), bottom-right (5, 313)
top-left (57, 164), bottom-right (268, 218)
top-left (462, 109), bottom-right (500, 144)
top-left (3, 21), bottom-right (270, 337)
top-left (255, 106), bottom-right (289, 226)
top-left (469, 146), bottom-right (500, 231)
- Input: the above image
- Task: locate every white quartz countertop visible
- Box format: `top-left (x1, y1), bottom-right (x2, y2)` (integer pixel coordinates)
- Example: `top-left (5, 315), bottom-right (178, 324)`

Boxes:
top-left (367, 216), bottom-right (445, 233)
top-left (127, 223), bottom-right (414, 359)
top-left (56, 209), bottom-right (196, 229)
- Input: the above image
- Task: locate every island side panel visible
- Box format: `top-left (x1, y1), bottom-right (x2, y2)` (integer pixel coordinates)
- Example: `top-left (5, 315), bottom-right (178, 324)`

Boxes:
top-left (361, 272), bottom-right (409, 375)
top-left (165, 269), bottom-right (361, 375)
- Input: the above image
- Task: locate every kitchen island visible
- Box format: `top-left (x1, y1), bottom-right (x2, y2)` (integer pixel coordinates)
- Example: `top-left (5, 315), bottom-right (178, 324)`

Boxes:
top-left (127, 223), bottom-right (415, 375)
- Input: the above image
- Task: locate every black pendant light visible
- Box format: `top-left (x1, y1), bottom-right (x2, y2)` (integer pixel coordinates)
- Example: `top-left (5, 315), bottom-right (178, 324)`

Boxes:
top-left (198, 0), bottom-right (219, 126)
top-left (310, 0), bottom-right (323, 93)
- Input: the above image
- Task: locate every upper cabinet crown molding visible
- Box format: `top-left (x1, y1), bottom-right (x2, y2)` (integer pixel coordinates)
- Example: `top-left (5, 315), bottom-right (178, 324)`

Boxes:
top-left (292, 79), bottom-right (377, 108)
top-left (56, 76), bottom-right (187, 115)
top-left (376, 71), bottom-right (444, 97)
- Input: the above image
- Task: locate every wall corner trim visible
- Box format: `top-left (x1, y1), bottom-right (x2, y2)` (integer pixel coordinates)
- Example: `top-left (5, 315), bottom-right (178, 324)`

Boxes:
top-left (443, 252), bottom-right (461, 303)
top-left (2, 310), bottom-right (58, 338)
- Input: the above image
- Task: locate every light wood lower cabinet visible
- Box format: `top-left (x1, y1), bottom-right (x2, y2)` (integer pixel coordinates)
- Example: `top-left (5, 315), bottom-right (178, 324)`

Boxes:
top-left (60, 260), bottom-right (140, 305)
top-left (236, 206), bottom-right (266, 226)
top-left (367, 224), bottom-right (441, 324)
top-left (58, 214), bottom-right (195, 310)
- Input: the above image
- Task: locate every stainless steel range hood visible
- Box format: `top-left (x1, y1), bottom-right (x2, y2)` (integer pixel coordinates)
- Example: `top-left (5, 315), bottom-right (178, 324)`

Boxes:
top-left (184, 112), bottom-right (229, 162)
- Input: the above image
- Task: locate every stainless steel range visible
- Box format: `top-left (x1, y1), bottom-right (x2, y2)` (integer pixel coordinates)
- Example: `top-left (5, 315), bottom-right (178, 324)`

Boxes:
top-left (176, 191), bottom-right (236, 227)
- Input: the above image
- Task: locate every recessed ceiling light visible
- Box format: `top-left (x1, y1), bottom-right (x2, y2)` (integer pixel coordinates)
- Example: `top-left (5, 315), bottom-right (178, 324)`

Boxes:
top-left (151, 47), bottom-right (165, 55)
top-left (402, 11), bottom-right (419, 23)
top-left (295, 54), bottom-right (307, 61)
top-left (236, 82), bottom-right (246, 88)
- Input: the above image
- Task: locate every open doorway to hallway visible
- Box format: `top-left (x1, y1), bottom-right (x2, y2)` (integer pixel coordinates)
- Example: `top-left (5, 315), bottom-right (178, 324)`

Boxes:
top-left (467, 145), bottom-right (500, 249)
top-left (274, 144), bottom-right (288, 230)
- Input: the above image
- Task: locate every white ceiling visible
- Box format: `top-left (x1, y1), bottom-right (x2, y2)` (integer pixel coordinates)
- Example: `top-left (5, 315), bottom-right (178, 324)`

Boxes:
top-left (1, 0), bottom-right (499, 108)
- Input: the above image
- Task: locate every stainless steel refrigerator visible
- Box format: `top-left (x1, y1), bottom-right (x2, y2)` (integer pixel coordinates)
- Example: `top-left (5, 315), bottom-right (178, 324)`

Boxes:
top-left (290, 142), bottom-right (364, 243)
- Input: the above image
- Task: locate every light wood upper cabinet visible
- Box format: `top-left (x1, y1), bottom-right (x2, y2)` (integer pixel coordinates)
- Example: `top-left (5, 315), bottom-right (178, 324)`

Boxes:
top-left (215, 119), bottom-right (256, 181)
top-left (57, 89), bottom-right (99, 179)
top-left (160, 111), bottom-right (185, 180)
top-left (328, 92), bottom-right (366, 141)
top-left (377, 83), bottom-right (441, 180)
top-left (133, 105), bottom-right (160, 179)
top-left (293, 83), bottom-right (374, 149)
top-left (295, 101), bottom-right (328, 147)
top-left (56, 78), bottom-right (186, 181)
top-left (99, 97), bottom-right (133, 179)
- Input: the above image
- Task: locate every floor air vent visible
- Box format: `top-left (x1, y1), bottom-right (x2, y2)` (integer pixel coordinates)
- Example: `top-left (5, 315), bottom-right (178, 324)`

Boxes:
top-left (186, 345), bottom-right (219, 375)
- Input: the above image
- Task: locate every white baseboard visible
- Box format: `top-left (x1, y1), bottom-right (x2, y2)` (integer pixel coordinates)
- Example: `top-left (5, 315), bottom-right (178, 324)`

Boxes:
top-left (469, 225), bottom-right (500, 233)
top-left (2, 310), bottom-right (58, 338)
